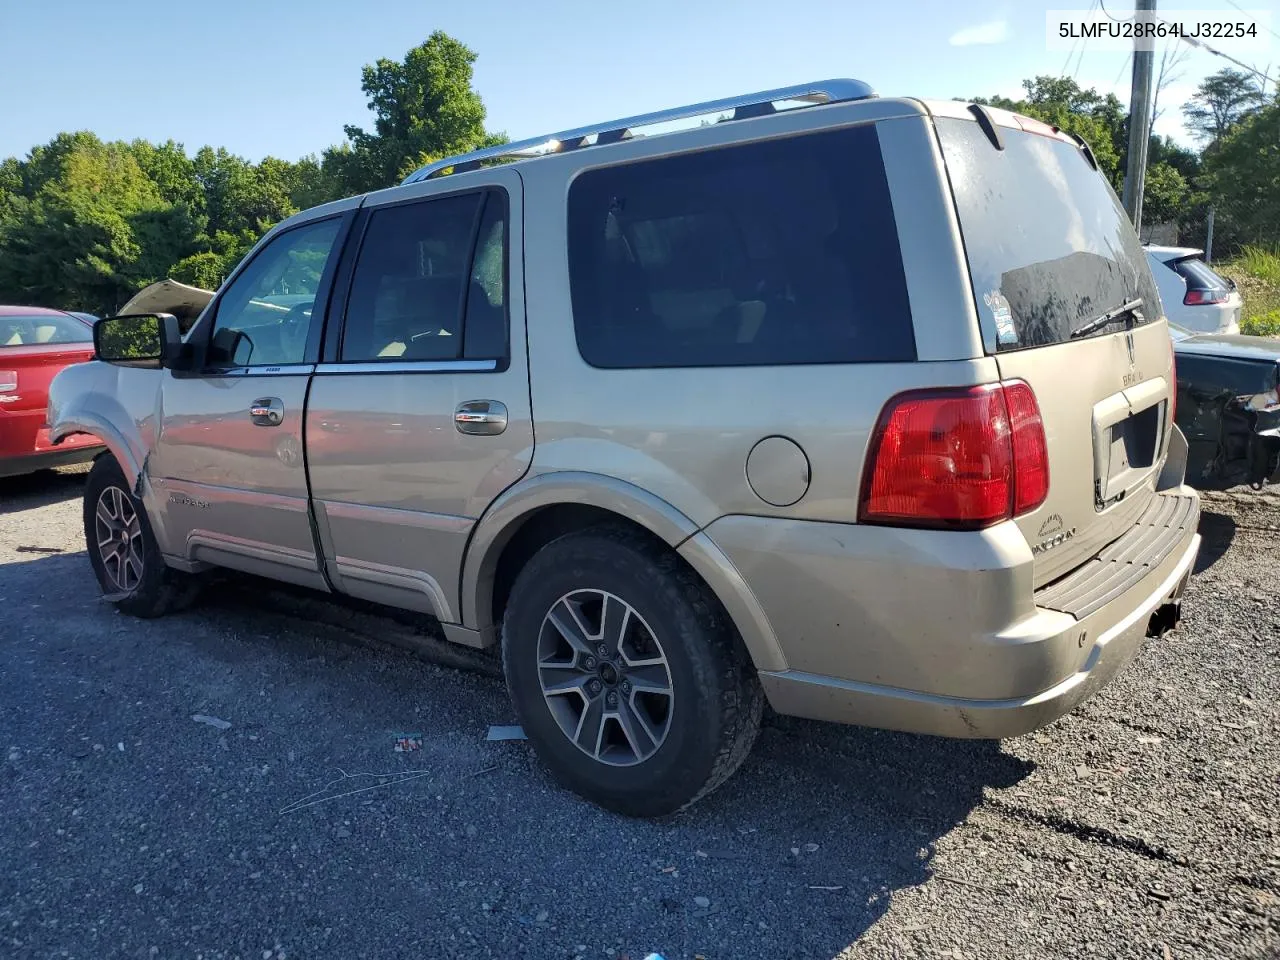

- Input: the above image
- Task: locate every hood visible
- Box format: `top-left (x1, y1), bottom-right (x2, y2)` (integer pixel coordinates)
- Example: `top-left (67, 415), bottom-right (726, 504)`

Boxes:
top-left (119, 279), bottom-right (215, 327)
top-left (1174, 332), bottom-right (1280, 363)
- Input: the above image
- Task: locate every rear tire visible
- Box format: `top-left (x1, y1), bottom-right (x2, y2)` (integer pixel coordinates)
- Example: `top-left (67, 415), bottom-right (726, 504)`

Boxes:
top-left (83, 455), bottom-right (195, 618)
top-left (502, 526), bottom-right (763, 817)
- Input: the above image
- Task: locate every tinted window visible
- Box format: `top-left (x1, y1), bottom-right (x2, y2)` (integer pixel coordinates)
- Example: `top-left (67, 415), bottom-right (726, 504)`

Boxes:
top-left (1172, 257), bottom-right (1229, 292)
top-left (208, 218), bottom-right (340, 367)
top-left (937, 118), bottom-right (1160, 352)
top-left (567, 125), bottom-right (915, 368)
top-left (341, 192), bottom-right (507, 363)
top-left (464, 194), bottom-right (509, 360)
top-left (0, 314), bottom-right (92, 347)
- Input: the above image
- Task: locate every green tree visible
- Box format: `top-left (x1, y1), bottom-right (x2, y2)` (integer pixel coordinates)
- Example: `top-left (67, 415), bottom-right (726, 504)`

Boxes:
top-left (1183, 68), bottom-right (1267, 144)
top-left (1203, 99), bottom-right (1280, 248)
top-left (323, 32), bottom-right (505, 194)
top-left (1140, 162), bottom-right (1190, 227)
top-left (128, 139), bottom-right (203, 212)
top-left (0, 138), bottom-right (178, 312)
top-left (169, 250), bottom-right (227, 290)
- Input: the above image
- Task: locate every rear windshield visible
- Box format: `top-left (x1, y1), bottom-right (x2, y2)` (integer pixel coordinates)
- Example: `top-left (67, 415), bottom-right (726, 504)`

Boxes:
top-left (937, 117), bottom-right (1160, 352)
top-left (567, 124), bottom-right (915, 368)
top-left (0, 313), bottom-right (92, 347)
top-left (1171, 257), bottom-right (1229, 292)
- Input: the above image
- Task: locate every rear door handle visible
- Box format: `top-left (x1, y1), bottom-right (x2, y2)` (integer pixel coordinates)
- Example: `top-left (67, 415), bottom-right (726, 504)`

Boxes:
top-left (250, 397), bottom-right (284, 427)
top-left (455, 400), bottom-right (507, 436)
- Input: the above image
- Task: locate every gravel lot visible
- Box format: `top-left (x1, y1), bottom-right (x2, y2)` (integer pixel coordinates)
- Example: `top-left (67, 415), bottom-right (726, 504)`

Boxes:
top-left (1, 467), bottom-right (1277, 960)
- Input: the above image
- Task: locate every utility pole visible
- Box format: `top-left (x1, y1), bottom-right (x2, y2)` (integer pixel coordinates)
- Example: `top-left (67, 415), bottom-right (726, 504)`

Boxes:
top-left (1122, 0), bottom-right (1157, 230)
top-left (1205, 207), bottom-right (1216, 264)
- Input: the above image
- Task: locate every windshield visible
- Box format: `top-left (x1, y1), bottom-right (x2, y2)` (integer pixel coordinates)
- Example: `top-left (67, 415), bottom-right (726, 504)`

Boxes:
top-left (0, 313), bottom-right (93, 347)
top-left (937, 117), bottom-right (1161, 352)
top-left (1168, 320), bottom-right (1196, 341)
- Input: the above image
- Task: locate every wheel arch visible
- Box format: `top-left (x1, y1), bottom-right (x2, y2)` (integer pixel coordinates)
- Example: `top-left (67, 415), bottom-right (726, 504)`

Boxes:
top-left (460, 471), bottom-right (787, 672)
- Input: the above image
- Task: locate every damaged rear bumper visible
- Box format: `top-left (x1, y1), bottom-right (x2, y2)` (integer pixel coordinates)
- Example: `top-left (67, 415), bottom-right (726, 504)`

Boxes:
top-left (757, 490), bottom-right (1201, 740)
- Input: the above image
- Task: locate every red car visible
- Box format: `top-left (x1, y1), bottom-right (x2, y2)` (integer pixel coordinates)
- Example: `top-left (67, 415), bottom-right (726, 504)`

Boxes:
top-left (0, 306), bottom-right (104, 478)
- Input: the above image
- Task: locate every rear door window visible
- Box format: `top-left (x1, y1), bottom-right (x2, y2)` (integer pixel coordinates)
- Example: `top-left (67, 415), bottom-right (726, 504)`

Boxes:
top-left (339, 190), bottom-right (509, 363)
top-left (566, 124), bottom-right (915, 368)
top-left (937, 118), bottom-right (1160, 352)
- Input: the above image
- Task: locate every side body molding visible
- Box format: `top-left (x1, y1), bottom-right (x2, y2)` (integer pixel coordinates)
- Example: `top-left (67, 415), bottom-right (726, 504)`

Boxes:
top-left (458, 471), bottom-right (788, 672)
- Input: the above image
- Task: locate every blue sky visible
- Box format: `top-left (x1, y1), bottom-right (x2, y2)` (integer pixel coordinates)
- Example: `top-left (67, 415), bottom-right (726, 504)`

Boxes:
top-left (0, 0), bottom-right (1276, 163)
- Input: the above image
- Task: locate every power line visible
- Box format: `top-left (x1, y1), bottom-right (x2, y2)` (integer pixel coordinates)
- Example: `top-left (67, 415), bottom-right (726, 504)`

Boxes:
top-left (1073, 0), bottom-right (1097, 80)
top-left (1179, 33), bottom-right (1278, 88)
top-left (1098, 0), bottom-right (1134, 23)
top-left (1061, 0), bottom-right (1098, 77)
top-left (1112, 49), bottom-right (1135, 89)
top-left (1220, 0), bottom-right (1280, 43)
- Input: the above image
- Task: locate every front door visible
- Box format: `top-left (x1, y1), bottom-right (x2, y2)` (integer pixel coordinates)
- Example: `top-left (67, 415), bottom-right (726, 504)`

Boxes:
top-left (305, 170), bottom-right (533, 622)
top-left (149, 212), bottom-right (351, 588)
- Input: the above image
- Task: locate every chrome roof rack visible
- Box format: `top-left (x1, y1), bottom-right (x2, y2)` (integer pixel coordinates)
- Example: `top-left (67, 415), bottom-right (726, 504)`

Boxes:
top-left (401, 78), bottom-right (877, 184)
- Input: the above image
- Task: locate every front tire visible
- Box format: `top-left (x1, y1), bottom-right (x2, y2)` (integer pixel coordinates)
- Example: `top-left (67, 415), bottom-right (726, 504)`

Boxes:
top-left (83, 455), bottom-right (193, 618)
top-left (502, 526), bottom-right (763, 817)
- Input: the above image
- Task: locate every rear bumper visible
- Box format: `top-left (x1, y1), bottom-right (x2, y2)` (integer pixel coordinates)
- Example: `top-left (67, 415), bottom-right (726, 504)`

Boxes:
top-left (758, 524), bottom-right (1198, 738)
top-left (704, 486), bottom-right (1201, 739)
top-left (0, 414), bottom-right (102, 478)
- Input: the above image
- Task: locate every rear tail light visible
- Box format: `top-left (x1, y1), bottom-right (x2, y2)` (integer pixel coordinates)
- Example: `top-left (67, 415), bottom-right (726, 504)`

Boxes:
top-left (859, 380), bottom-right (1049, 530)
top-left (0, 371), bottom-right (16, 393)
top-left (1184, 288), bottom-right (1229, 306)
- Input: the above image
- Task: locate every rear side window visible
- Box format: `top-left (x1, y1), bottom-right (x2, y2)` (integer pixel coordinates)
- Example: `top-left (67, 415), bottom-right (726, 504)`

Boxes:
top-left (1172, 257), bottom-right (1229, 293)
top-left (0, 314), bottom-right (92, 347)
top-left (340, 190), bottom-right (508, 363)
top-left (567, 124), bottom-right (915, 368)
top-left (937, 118), bottom-right (1160, 352)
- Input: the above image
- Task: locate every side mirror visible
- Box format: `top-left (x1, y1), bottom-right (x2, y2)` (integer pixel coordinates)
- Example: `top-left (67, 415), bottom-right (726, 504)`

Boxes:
top-left (94, 313), bottom-right (188, 369)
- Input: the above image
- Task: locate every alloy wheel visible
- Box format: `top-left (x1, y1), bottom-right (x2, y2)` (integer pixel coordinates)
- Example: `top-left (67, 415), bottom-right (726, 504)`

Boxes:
top-left (95, 485), bottom-right (144, 594)
top-left (536, 589), bottom-right (674, 767)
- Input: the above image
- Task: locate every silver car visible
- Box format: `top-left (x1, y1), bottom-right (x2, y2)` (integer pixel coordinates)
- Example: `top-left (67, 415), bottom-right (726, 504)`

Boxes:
top-left (49, 80), bottom-right (1202, 816)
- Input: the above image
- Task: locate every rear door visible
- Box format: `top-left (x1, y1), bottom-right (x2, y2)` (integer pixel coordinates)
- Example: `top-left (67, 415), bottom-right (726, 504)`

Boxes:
top-left (935, 114), bottom-right (1172, 586)
top-left (305, 169), bottom-right (532, 622)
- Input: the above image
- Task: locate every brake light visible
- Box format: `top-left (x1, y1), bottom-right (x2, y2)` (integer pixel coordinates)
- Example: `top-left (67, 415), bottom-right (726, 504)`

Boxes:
top-left (1184, 288), bottom-right (1229, 306)
top-left (0, 370), bottom-right (16, 393)
top-left (859, 380), bottom-right (1049, 530)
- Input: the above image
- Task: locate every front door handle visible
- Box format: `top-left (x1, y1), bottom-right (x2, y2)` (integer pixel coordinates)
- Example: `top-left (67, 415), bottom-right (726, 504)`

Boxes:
top-left (249, 397), bottom-right (284, 427)
top-left (455, 400), bottom-right (507, 436)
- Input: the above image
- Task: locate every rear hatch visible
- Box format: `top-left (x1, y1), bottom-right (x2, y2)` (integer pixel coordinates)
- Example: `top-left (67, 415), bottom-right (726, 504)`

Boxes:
top-left (935, 113), bottom-right (1173, 587)
top-left (1168, 254), bottom-right (1241, 331)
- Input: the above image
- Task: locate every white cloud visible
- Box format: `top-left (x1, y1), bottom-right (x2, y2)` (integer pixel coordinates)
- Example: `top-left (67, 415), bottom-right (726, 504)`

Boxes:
top-left (949, 20), bottom-right (1011, 46)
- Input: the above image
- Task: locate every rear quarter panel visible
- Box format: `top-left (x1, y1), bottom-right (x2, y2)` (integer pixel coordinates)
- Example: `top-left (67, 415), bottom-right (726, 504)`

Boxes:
top-left (515, 100), bottom-right (990, 530)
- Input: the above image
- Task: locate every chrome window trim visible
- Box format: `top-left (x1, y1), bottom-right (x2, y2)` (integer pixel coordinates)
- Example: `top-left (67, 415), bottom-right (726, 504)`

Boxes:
top-left (313, 360), bottom-right (499, 375)
top-left (200, 364), bottom-right (316, 377)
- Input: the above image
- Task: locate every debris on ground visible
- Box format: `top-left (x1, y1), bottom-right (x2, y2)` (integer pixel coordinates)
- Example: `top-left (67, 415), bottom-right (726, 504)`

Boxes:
top-left (191, 714), bottom-right (232, 730)
top-left (393, 733), bottom-right (423, 752)
top-left (485, 724), bottom-right (527, 741)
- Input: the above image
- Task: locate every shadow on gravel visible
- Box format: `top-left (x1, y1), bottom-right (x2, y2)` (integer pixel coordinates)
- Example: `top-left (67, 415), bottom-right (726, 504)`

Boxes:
top-left (194, 573), bottom-right (1033, 956)
top-left (3, 552), bottom-right (1036, 959)
top-left (0, 466), bottom-right (88, 515)
top-left (1195, 511), bottom-right (1237, 574)
top-left (680, 717), bottom-right (1034, 955)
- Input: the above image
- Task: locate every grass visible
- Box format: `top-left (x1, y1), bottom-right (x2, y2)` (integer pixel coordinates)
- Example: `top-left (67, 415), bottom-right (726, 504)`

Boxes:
top-left (1216, 244), bottom-right (1280, 335)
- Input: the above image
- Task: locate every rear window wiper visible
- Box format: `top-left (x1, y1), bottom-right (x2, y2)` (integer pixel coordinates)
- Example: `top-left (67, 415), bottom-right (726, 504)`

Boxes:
top-left (1070, 297), bottom-right (1143, 339)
